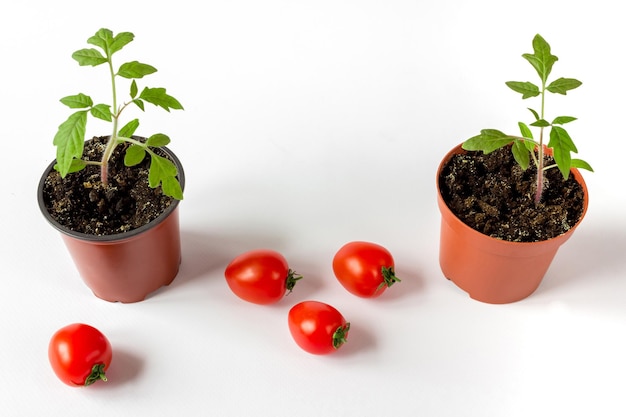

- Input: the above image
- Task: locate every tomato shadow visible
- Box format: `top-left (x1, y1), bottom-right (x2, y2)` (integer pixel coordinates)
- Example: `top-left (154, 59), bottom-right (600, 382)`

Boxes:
top-left (375, 266), bottom-right (425, 302)
top-left (334, 321), bottom-right (377, 357)
top-left (94, 348), bottom-right (144, 389)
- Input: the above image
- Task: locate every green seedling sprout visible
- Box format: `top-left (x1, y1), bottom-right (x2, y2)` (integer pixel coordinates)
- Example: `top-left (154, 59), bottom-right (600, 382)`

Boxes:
top-left (462, 34), bottom-right (592, 204)
top-left (53, 28), bottom-right (184, 200)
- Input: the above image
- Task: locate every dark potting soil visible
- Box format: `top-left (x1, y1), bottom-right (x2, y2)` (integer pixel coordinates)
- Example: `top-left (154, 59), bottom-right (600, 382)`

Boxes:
top-left (41, 136), bottom-right (174, 235)
top-left (438, 147), bottom-right (586, 242)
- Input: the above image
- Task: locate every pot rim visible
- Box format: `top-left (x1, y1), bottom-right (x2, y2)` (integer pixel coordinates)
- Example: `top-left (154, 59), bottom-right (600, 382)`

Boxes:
top-left (436, 143), bottom-right (589, 248)
top-left (37, 140), bottom-right (185, 243)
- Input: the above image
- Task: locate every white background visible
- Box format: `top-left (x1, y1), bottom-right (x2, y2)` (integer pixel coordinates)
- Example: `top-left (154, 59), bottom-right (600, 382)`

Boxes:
top-left (1, 1), bottom-right (625, 416)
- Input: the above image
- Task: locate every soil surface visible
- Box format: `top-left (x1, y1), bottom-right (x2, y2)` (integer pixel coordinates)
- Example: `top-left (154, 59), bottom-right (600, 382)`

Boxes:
top-left (41, 136), bottom-right (175, 236)
top-left (438, 147), bottom-right (586, 242)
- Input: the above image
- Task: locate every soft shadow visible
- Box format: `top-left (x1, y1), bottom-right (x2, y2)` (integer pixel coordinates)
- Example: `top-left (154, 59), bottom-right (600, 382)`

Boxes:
top-left (535, 226), bottom-right (626, 295)
top-left (95, 348), bottom-right (144, 389)
top-left (333, 321), bottom-right (377, 357)
top-left (172, 229), bottom-right (287, 288)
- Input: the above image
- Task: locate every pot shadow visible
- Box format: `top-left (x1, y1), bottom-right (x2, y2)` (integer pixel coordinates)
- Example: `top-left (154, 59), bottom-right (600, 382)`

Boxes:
top-left (170, 229), bottom-right (288, 289)
top-left (534, 226), bottom-right (626, 296)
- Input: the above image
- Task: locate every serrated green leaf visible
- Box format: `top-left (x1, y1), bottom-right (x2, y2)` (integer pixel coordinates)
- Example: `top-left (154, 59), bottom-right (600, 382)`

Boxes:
top-left (552, 116), bottom-right (577, 125)
top-left (124, 144), bottom-right (146, 166)
top-left (109, 32), bottom-right (134, 55)
top-left (118, 61), bottom-right (158, 79)
top-left (512, 139), bottom-right (530, 170)
top-left (90, 104), bottom-right (112, 121)
top-left (571, 159), bottom-right (593, 172)
top-left (161, 176), bottom-right (184, 200)
top-left (548, 126), bottom-right (577, 179)
top-left (139, 87), bottom-right (184, 112)
top-left (71, 48), bottom-right (107, 66)
top-left (87, 28), bottom-right (113, 50)
top-left (60, 93), bottom-right (93, 109)
top-left (133, 98), bottom-right (146, 111)
top-left (518, 122), bottom-right (534, 140)
top-left (528, 108), bottom-right (540, 121)
top-left (130, 80), bottom-right (138, 98)
top-left (53, 111), bottom-right (87, 176)
top-left (148, 153), bottom-right (181, 199)
top-left (522, 34), bottom-right (558, 83)
top-left (54, 158), bottom-right (87, 174)
top-left (462, 129), bottom-right (513, 153)
top-left (506, 81), bottom-right (540, 99)
top-left (530, 119), bottom-right (551, 128)
top-left (119, 119), bottom-right (140, 138)
top-left (146, 134), bottom-right (171, 147)
top-left (547, 77), bottom-right (582, 95)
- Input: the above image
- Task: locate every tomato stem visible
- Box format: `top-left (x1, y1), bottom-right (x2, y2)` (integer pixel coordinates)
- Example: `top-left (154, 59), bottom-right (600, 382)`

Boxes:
top-left (376, 266), bottom-right (401, 292)
top-left (285, 269), bottom-right (303, 295)
top-left (332, 323), bottom-right (350, 349)
top-left (84, 363), bottom-right (108, 386)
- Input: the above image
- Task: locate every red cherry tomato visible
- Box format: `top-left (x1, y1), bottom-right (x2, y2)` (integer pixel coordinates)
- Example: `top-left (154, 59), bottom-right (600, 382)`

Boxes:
top-left (48, 323), bottom-right (113, 387)
top-left (332, 241), bottom-right (401, 298)
top-left (288, 301), bottom-right (350, 355)
top-left (225, 249), bottom-right (302, 305)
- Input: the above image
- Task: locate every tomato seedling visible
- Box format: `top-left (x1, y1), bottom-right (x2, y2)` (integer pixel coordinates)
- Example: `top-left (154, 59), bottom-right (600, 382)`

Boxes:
top-left (288, 301), bottom-right (350, 355)
top-left (332, 241), bottom-right (401, 298)
top-left (53, 28), bottom-right (184, 199)
top-left (48, 323), bottom-right (113, 387)
top-left (461, 34), bottom-right (592, 204)
top-left (224, 249), bottom-right (303, 305)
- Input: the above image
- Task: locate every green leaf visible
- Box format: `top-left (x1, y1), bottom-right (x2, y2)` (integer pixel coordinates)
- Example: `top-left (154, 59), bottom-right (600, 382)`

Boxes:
top-left (124, 144), bottom-right (146, 166)
top-left (148, 153), bottom-right (183, 199)
top-left (133, 98), bottom-right (146, 111)
top-left (547, 77), bottom-right (582, 95)
top-left (53, 111), bottom-right (87, 176)
top-left (161, 176), bottom-right (184, 201)
top-left (552, 116), bottom-right (577, 125)
top-left (548, 126), bottom-right (577, 179)
top-left (87, 28), bottom-right (113, 50)
top-left (130, 80), bottom-right (138, 99)
top-left (119, 119), bottom-right (140, 138)
top-left (462, 129), bottom-right (514, 153)
top-left (118, 61), bottom-right (157, 79)
top-left (54, 158), bottom-right (87, 174)
top-left (146, 133), bottom-right (171, 147)
top-left (522, 34), bottom-right (558, 84)
top-left (528, 108), bottom-right (540, 121)
top-left (87, 29), bottom-right (133, 58)
top-left (139, 87), bottom-right (184, 111)
top-left (90, 104), bottom-right (112, 122)
top-left (571, 159), bottom-right (594, 172)
top-left (109, 31), bottom-right (134, 55)
top-left (506, 81), bottom-right (540, 99)
top-left (512, 139), bottom-right (530, 170)
top-left (60, 93), bottom-right (93, 109)
top-left (72, 48), bottom-right (107, 66)
top-left (530, 119), bottom-right (551, 128)
top-left (518, 122), bottom-right (534, 140)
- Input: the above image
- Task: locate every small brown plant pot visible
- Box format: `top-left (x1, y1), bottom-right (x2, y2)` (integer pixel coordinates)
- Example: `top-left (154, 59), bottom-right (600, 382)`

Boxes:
top-left (37, 147), bottom-right (184, 303)
top-left (436, 144), bottom-right (589, 304)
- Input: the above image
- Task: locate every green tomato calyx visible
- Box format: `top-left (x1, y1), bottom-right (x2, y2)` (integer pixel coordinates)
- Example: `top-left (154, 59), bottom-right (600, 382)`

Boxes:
top-left (376, 266), bottom-right (401, 292)
top-left (332, 323), bottom-right (350, 349)
top-left (285, 269), bottom-right (303, 294)
top-left (84, 363), bottom-right (108, 386)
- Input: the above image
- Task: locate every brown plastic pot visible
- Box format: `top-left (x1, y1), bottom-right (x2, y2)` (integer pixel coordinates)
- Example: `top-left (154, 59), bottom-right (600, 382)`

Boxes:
top-left (37, 145), bottom-right (185, 303)
top-left (436, 144), bottom-right (588, 304)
